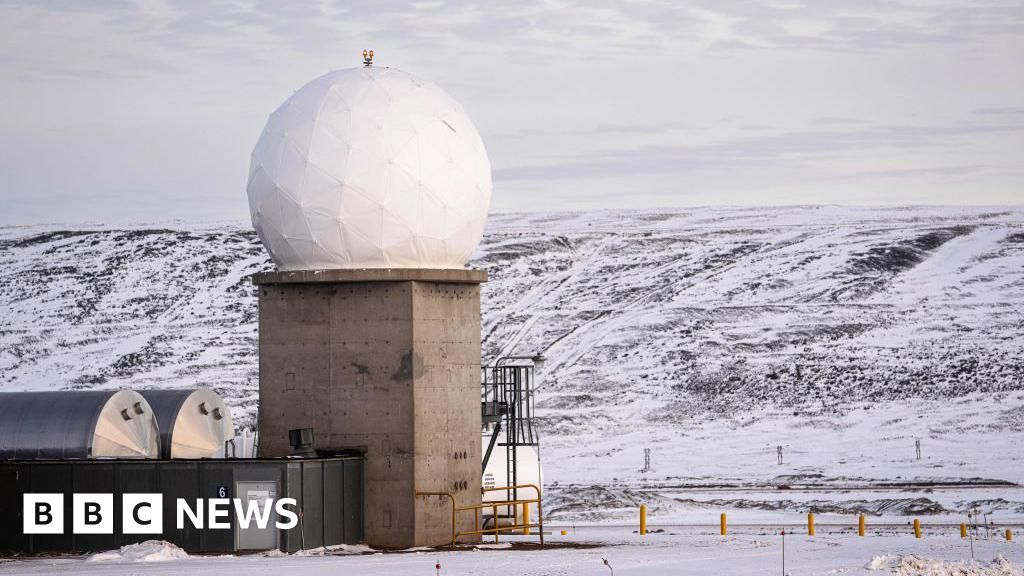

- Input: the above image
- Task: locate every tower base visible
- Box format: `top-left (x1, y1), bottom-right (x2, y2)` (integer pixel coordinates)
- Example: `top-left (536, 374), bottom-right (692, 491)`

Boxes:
top-left (254, 268), bottom-right (486, 548)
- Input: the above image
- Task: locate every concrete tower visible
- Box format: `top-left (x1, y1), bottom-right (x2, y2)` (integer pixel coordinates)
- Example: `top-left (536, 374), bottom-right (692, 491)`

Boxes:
top-left (246, 64), bottom-right (492, 548)
top-left (254, 269), bottom-right (484, 548)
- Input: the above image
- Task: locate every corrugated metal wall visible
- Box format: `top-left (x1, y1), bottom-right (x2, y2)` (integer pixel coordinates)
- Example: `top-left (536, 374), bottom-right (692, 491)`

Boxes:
top-left (0, 457), bottom-right (364, 554)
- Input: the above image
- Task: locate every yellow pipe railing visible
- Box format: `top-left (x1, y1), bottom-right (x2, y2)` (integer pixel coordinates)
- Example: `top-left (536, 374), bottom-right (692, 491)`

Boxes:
top-left (414, 491), bottom-right (458, 545)
top-left (523, 502), bottom-right (531, 535)
top-left (415, 484), bottom-right (544, 546)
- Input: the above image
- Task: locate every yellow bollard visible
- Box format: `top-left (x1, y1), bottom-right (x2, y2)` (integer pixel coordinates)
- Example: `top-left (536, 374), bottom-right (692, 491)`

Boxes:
top-left (859, 514), bottom-right (866, 537)
top-left (560, 530), bottom-right (568, 536)
top-left (640, 504), bottom-right (647, 535)
top-left (523, 502), bottom-right (530, 535)
top-left (914, 519), bottom-right (922, 539)
top-left (961, 524), bottom-right (967, 539)
top-left (807, 512), bottom-right (815, 536)
top-left (721, 513), bottom-right (727, 536)
top-left (1007, 529), bottom-right (1014, 542)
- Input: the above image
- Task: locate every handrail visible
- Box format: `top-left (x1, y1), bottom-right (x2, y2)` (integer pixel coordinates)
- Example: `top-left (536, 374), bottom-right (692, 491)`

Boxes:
top-left (415, 484), bottom-right (544, 546)
top-left (482, 483), bottom-right (541, 497)
top-left (414, 491), bottom-right (457, 545)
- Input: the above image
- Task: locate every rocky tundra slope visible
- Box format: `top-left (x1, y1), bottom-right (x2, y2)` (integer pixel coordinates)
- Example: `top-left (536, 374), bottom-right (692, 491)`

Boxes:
top-left (2, 206), bottom-right (1023, 522)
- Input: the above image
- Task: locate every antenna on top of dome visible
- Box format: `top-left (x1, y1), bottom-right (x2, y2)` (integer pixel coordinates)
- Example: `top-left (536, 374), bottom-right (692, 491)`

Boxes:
top-left (362, 49), bottom-right (374, 67)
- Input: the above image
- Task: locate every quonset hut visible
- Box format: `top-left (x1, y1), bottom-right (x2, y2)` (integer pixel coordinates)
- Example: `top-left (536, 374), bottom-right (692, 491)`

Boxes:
top-left (0, 390), bottom-right (159, 459)
top-left (0, 388), bottom-right (365, 554)
top-left (140, 389), bottom-right (236, 459)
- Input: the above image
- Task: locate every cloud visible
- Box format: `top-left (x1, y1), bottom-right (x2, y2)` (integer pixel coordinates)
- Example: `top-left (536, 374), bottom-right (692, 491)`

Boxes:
top-left (497, 121), bottom-right (701, 140)
top-left (975, 106), bottom-right (1024, 116)
top-left (830, 164), bottom-right (989, 180)
top-left (1, 0), bottom-right (1022, 223)
top-left (814, 117), bottom-right (868, 126)
top-left (693, 1), bottom-right (1024, 52)
top-left (9, 0), bottom-right (1023, 69)
top-left (494, 117), bottom-right (1024, 181)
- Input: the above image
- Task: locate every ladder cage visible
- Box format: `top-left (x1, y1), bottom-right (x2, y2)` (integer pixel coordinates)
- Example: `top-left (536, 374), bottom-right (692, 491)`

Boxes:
top-left (481, 361), bottom-right (540, 510)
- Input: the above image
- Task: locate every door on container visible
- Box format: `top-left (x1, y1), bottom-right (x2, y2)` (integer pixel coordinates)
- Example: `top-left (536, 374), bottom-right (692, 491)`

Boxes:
top-left (234, 481), bottom-right (279, 550)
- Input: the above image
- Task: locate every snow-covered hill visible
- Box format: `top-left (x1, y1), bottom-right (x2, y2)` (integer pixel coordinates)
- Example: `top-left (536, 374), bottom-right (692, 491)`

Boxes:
top-left (2, 206), bottom-right (1023, 521)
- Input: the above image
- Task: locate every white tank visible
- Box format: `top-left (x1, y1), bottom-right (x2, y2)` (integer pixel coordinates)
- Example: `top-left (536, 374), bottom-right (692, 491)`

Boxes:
top-left (481, 436), bottom-right (543, 503)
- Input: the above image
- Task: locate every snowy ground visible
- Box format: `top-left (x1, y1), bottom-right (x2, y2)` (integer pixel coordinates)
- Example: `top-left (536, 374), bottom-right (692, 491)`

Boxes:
top-left (1, 530), bottom-right (1021, 576)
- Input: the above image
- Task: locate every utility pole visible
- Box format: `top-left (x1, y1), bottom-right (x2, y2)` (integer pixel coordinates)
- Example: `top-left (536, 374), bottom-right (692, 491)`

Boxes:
top-left (777, 446), bottom-right (783, 465)
top-left (915, 439), bottom-right (921, 460)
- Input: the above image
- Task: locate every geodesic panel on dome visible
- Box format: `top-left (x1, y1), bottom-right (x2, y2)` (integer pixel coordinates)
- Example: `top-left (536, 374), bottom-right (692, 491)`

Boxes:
top-left (246, 66), bottom-right (492, 270)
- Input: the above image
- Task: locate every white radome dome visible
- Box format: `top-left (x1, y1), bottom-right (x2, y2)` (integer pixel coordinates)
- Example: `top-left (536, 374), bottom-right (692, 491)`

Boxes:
top-left (246, 66), bottom-right (492, 270)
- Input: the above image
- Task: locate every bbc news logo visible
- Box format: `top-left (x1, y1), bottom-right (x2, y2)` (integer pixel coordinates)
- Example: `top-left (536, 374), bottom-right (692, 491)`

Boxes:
top-left (23, 494), bottom-right (299, 534)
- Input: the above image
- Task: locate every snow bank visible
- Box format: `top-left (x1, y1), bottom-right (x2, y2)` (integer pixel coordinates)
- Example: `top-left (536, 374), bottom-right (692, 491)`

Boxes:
top-left (866, 554), bottom-right (1022, 575)
top-left (86, 540), bottom-right (190, 563)
top-left (258, 549), bottom-right (289, 557)
top-left (866, 555), bottom-right (899, 570)
top-left (294, 544), bottom-right (376, 556)
top-left (86, 541), bottom-right (376, 562)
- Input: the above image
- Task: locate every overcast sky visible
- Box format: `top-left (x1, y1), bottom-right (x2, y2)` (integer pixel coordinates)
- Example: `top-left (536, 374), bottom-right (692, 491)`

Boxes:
top-left (1, 1), bottom-right (1022, 225)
